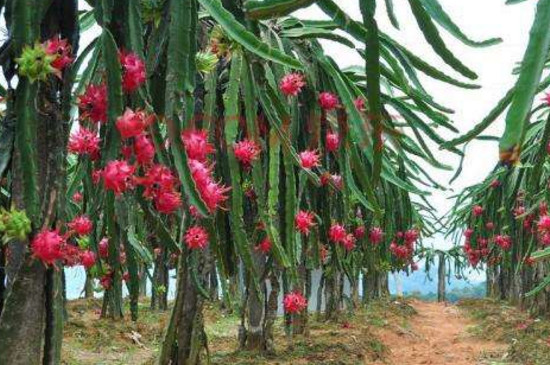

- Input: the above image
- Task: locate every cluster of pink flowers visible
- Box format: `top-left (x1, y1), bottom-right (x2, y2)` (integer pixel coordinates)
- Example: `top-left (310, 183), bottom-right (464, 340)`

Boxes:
top-left (328, 223), bottom-right (356, 251)
top-left (463, 232), bottom-right (489, 267)
top-left (139, 164), bottom-right (182, 214)
top-left (389, 229), bottom-right (419, 262)
top-left (30, 215), bottom-right (96, 269)
top-left (183, 129), bottom-right (229, 213)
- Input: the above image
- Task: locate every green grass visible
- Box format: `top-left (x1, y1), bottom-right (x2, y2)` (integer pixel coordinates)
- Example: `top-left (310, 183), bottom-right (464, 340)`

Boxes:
top-left (459, 298), bottom-right (550, 365)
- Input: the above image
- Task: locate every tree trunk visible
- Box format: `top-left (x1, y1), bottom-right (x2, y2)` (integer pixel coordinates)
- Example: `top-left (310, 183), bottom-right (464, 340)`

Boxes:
top-left (437, 252), bottom-right (446, 303)
top-left (151, 247), bottom-right (169, 311)
top-left (324, 270), bottom-right (341, 321)
top-left (0, 1), bottom-right (78, 361)
top-left (84, 272), bottom-right (94, 299)
top-left (158, 247), bottom-right (211, 365)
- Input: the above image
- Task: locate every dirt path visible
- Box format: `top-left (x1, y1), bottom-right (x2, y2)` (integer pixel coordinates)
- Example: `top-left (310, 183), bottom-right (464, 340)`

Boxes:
top-left (373, 300), bottom-right (506, 365)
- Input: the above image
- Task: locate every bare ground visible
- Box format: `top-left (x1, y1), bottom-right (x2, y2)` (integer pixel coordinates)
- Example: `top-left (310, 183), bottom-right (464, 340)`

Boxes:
top-left (373, 299), bottom-right (506, 365)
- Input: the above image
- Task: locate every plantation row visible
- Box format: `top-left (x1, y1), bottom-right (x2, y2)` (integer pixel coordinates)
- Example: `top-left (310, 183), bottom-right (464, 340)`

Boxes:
top-left (0, 0), bottom-right (549, 364)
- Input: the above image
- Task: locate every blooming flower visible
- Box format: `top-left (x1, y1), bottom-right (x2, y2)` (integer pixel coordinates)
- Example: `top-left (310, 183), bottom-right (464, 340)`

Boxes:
top-left (134, 134), bottom-right (156, 166)
top-left (98, 237), bottom-right (109, 259)
top-left (234, 139), bottom-right (261, 167)
top-left (329, 223), bottom-right (347, 243)
top-left (81, 250), bottom-right (96, 269)
top-left (68, 127), bottom-right (100, 159)
top-left (538, 215), bottom-right (550, 233)
top-left (184, 225), bottom-right (209, 250)
top-left (116, 108), bottom-right (154, 139)
top-left (31, 229), bottom-right (65, 266)
top-left (283, 291), bottom-right (308, 314)
top-left (78, 84), bottom-right (107, 123)
top-left (119, 51), bottom-right (146, 93)
top-left (279, 73), bottom-right (306, 97)
top-left (72, 191), bottom-right (83, 203)
top-left (342, 233), bottom-right (356, 251)
top-left (44, 37), bottom-right (73, 71)
top-left (154, 190), bottom-right (182, 214)
top-left (295, 210), bottom-right (316, 235)
top-left (354, 97), bottom-right (365, 111)
top-left (319, 92), bottom-right (339, 110)
top-left (369, 227), bottom-right (384, 245)
top-left (325, 131), bottom-right (340, 152)
top-left (354, 226), bottom-right (366, 239)
top-left (139, 164), bottom-right (178, 199)
top-left (68, 215), bottom-right (93, 236)
top-left (181, 129), bottom-right (215, 162)
top-left (102, 160), bottom-right (136, 195)
top-left (256, 237), bottom-right (272, 254)
top-left (299, 149), bottom-right (321, 169)
top-left (473, 205), bottom-right (484, 217)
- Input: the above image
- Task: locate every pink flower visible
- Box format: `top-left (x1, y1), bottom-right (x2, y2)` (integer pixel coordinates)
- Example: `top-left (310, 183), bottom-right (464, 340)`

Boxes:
top-left (494, 235), bottom-right (512, 251)
top-left (68, 127), bottom-right (100, 159)
top-left (72, 191), bottom-right (83, 203)
top-left (283, 291), bottom-right (308, 314)
top-left (369, 227), bottom-right (384, 245)
top-left (256, 238), bottom-right (272, 254)
top-left (81, 250), bottom-right (96, 269)
top-left (134, 134), bottom-right (156, 166)
top-left (490, 179), bottom-right (500, 189)
top-left (45, 37), bottom-right (73, 71)
top-left (78, 84), bottom-right (107, 123)
top-left (68, 215), bottom-right (93, 236)
top-left (119, 51), bottom-right (146, 93)
top-left (234, 139), bottom-right (261, 167)
top-left (404, 229), bottom-right (419, 244)
top-left (473, 205), bottom-right (484, 217)
top-left (295, 210), bottom-right (316, 235)
top-left (98, 238), bottom-right (109, 259)
top-left (299, 149), bottom-right (321, 169)
top-left (102, 160), bottom-right (136, 195)
top-left (279, 73), bottom-right (306, 97)
top-left (325, 131), bottom-right (340, 152)
top-left (319, 92), bottom-right (339, 111)
top-left (329, 223), bottom-right (347, 243)
top-left (139, 164), bottom-right (178, 199)
top-left (31, 229), bottom-right (65, 266)
top-left (181, 129), bottom-right (215, 162)
top-left (538, 215), bottom-right (550, 233)
top-left (154, 190), bottom-right (182, 214)
top-left (354, 97), bottom-right (365, 111)
top-left (354, 226), bottom-right (366, 239)
top-left (184, 226), bottom-right (209, 250)
top-left (342, 233), bottom-right (356, 251)
top-left (62, 244), bottom-right (81, 267)
top-left (199, 180), bottom-right (230, 212)
top-left (116, 108), bottom-right (154, 139)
